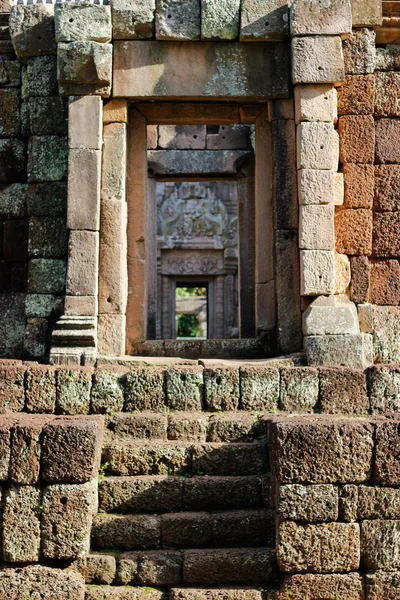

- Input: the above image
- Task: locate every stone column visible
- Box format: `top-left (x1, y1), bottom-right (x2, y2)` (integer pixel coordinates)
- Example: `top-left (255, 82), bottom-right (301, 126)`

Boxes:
top-left (291, 0), bottom-right (372, 368)
top-left (50, 96), bottom-right (103, 365)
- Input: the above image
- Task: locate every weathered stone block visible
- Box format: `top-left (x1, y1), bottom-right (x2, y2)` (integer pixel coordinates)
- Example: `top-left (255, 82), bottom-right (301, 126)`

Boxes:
top-left (55, 3), bottom-right (111, 43)
top-left (240, 366), bottom-right (279, 412)
top-left (373, 212), bottom-right (400, 257)
top-left (376, 46), bottom-right (400, 71)
top-left (339, 115), bottom-right (375, 164)
top-left (319, 367), bottom-right (369, 414)
top-left (335, 209), bottom-right (372, 256)
top-left (375, 420), bottom-right (400, 486)
top-left (351, 0), bottom-right (382, 26)
top-left (337, 74), bottom-right (375, 115)
top-left (375, 165), bottom-right (400, 211)
top-left (375, 72), bottom-right (400, 117)
top-left (98, 314), bottom-right (126, 356)
top-left (86, 586), bottom-right (162, 600)
top-left (125, 368), bottom-right (165, 412)
top-left (358, 485), bottom-right (400, 519)
top-left (290, 0), bottom-right (351, 36)
top-left (300, 250), bottom-right (335, 296)
top-left (272, 118), bottom-right (298, 230)
top-left (161, 512), bottom-right (213, 548)
top-left (343, 163), bottom-right (374, 209)
top-left (112, 0), bottom-right (155, 40)
top-left (69, 96), bottom-right (102, 150)
top-left (297, 122), bottom-right (339, 170)
top-left (27, 181), bottom-right (67, 217)
top-left (91, 369), bottom-right (125, 415)
top-left (0, 294), bottom-right (26, 358)
top-left (103, 99), bottom-right (128, 124)
top-left (24, 317), bottom-right (49, 360)
top-left (0, 565), bottom-right (85, 599)
top-left (0, 184), bottom-right (26, 220)
top-left (113, 41), bottom-right (289, 100)
top-left (184, 475), bottom-right (262, 511)
top-left (28, 97), bottom-right (67, 136)
top-left (171, 589), bottom-right (263, 600)
top-left (278, 484), bottom-right (338, 522)
top-left (303, 295), bottom-right (359, 336)
top-left (25, 365), bottom-right (56, 413)
top-left (42, 416), bottom-right (103, 483)
top-left (138, 550), bottom-right (183, 586)
top-left (298, 170), bottom-right (340, 206)
top-left (166, 366), bottom-right (204, 411)
top-left (28, 136), bottom-right (68, 182)
top-left (342, 28), bottom-right (376, 74)
top-left (158, 125), bottom-right (205, 149)
top-left (0, 366), bottom-right (25, 412)
top-left (28, 216), bottom-right (67, 258)
top-left (104, 441), bottom-right (191, 476)
top-left (58, 41), bottom-right (112, 97)
top-left (278, 521), bottom-right (360, 573)
top-left (350, 255), bottom-right (370, 302)
top-left (375, 118), bottom-right (400, 164)
top-left (240, 0), bottom-right (289, 42)
top-left (369, 260), bottom-right (400, 305)
top-left (0, 90), bottom-right (20, 137)
top-left (270, 573), bottom-right (364, 600)
top-left (0, 139), bottom-right (26, 182)
top-left (299, 205), bottom-right (334, 250)
top-left (203, 367), bottom-right (239, 411)
top-left (81, 553), bottom-right (116, 585)
top-left (366, 572), bottom-right (400, 600)
top-left (66, 231), bottom-right (99, 297)
top-left (201, 0), bottom-right (240, 40)
top-left (24, 55), bottom-right (57, 97)
top-left (28, 258), bottom-right (66, 293)
top-left (92, 513), bottom-right (160, 550)
top-left (294, 84), bottom-right (337, 124)
top-left (99, 199), bottom-right (127, 314)
top-left (9, 5), bottom-right (56, 60)
top-left (305, 333), bottom-right (373, 369)
top-left (292, 36), bottom-right (344, 85)
top-left (99, 475), bottom-right (183, 513)
top-left (11, 415), bottom-right (51, 484)
top-left (207, 412), bottom-right (261, 443)
top-left (361, 520), bottom-right (400, 570)
top-left (116, 552), bottom-right (142, 585)
top-left (0, 59), bottom-right (20, 88)
top-left (56, 367), bottom-right (92, 415)
top-left (68, 148), bottom-right (101, 230)
top-left (279, 367), bottom-right (319, 413)
top-left (192, 442), bottom-right (267, 476)
top-left (270, 417), bottom-right (374, 483)
top-left (42, 480), bottom-right (96, 560)
top-left (3, 485), bottom-right (41, 563)
top-left (370, 366), bottom-right (400, 412)
top-left (156, 0), bottom-right (200, 40)
top-left (335, 251), bottom-right (351, 293)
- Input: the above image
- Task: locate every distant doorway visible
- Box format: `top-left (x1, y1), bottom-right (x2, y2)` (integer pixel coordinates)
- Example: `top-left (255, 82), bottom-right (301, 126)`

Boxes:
top-left (175, 283), bottom-right (208, 340)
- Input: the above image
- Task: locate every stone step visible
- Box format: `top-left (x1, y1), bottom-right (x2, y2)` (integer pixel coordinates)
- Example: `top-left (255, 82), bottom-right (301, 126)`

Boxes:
top-left (86, 586), bottom-right (165, 599)
top-left (99, 475), bottom-right (266, 514)
top-left (102, 441), bottom-right (268, 477)
top-left (105, 411), bottom-right (264, 444)
top-left (91, 510), bottom-right (275, 552)
top-left (86, 587), bottom-right (267, 600)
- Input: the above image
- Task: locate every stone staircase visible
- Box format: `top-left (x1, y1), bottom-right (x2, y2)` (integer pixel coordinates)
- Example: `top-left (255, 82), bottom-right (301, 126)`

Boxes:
top-left (86, 410), bottom-right (278, 598)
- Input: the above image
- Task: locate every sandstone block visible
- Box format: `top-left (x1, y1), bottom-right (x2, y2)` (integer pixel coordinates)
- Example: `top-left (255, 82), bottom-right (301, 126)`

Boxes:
top-left (99, 475), bottom-right (183, 513)
top-left (201, 0), bottom-right (240, 40)
top-left (69, 96), bottom-right (102, 150)
top-left (343, 163), bottom-right (374, 209)
top-left (101, 123), bottom-right (126, 201)
top-left (305, 333), bottom-right (373, 369)
top-left (25, 55), bottom-right (57, 97)
top-left (351, 0), bottom-right (382, 27)
top-left (370, 365), bottom-right (400, 412)
top-left (156, 0), bottom-right (200, 41)
top-left (98, 314), bottom-right (126, 356)
top-left (28, 135), bottom-right (68, 182)
top-left (158, 125), bottom-right (206, 149)
top-left (103, 99), bottom-right (128, 125)
top-left (335, 208), bottom-right (372, 256)
top-left (298, 170), bottom-right (340, 206)
top-left (278, 521), bottom-right (360, 573)
top-left (112, 0), bottom-right (155, 40)
top-left (27, 181), bottom-right (67, 217)
top-left (28, 216), bottom-right (68, 258)
top-left (42, 480), bottom-right (96, 559)
top-left (376, 118), bottom-right (400, 164)
top-left (3, 485), bottom-right (41, 563)
top-left (0, 89), bottom-right (20, 137)
top-left (24, 317), bottom-right (49, 360)
top-left (166, 366), bottom-right (204, 411)
top-left (361, 520), bottom-right (400, 570)
top-left (369, 260), bottom-right (400, 305)
top-left (270, 573), bottom-right (364, 600)
top-left (335, 251), bottom-right (351, 293)
top-left (9, 5), bottom-right (56, 60)
top-left (92, 514), bottom-right (160, 550)
top-left (240, 366), bottom-right (279, 411)
top-left (319, 367), bottom-right (369, 414)
top-left (337, 74), bottom-right (375, 115)
top-left (343, 28), bottom-right (376, 74)
top-left (278, 484), bottom-right (338, 522)
top-left (268, 98), bottom-right (294, 120)
top-left (376, 46), bottom-right (400, 71)
top-left (56, 367), bottom-right (92, 415)
top-left (375, 165), bottom-right (400, 211)
top-left (294, 84), bottom-right (337, 124)
top-left (42, 416), bottom-right (103, 483)
top-left (272, 119), bottom-right (298, 229)
top-left (292, 36), bottom-right (344, 85)
top-left (373, 212), bottom-right (400, 257)
top-left (303, 294), bottom-right (359, 336)
top-left (290, 0), bottom-right (351, 36)
top-left (0, 139), bottom-right (26, 182)
top-left (270, 417), bottom-right (374, 483)
top-left (203, 367), bottom-right (239, 411)
top-left (192, 442), bottom-right (267, 476)
top-left (28, 258), bottom-right (66, 293)
top-left (125, 368), bottom-right (165, 412)
top-left (55, 3), bottom-right (111, 43)
top-left (366, 572), bottom-right (400, 600)
top-left (299, 205), bottom-right (334, 250)
top-left (58, 41), bottom-right (112, 97)
top-left (297, 122), bottom-right (339, 170)
top-left (184, 475), bottom-right (262, 511)
top-left (339, 115), bottom-right (375, 164)
top-left (66, 231), bottom-right (99, 297)
top-left (183, 548), bottom-right (276, 585)
top-left (374, 72), bottom-right (400, 118)
top-left (300, 250), bottom-right (335, 296)
top-left (279, 367), bottom-right (319, 413)
top-left (68, 148), bottom-right (101, 230)
top-left (64, 295), bottom-right (98, 316)
top-left (240, 0), bottom-right (289, 42)
top-left (28, 97), bottom-right (68, 136)
top-left (99, 200), bottom-right (127, 314)
top-left (25, 365), bottom-right (56, 413)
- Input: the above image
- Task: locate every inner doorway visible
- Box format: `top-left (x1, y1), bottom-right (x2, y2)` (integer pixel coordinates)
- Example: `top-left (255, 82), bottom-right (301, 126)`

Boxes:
top-left (175, 283), bottom-right (208, 340)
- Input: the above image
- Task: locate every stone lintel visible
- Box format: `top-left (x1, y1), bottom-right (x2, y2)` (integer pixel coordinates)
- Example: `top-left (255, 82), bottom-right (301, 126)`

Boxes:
top-left (147, 150), bottom-right (252, 175)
